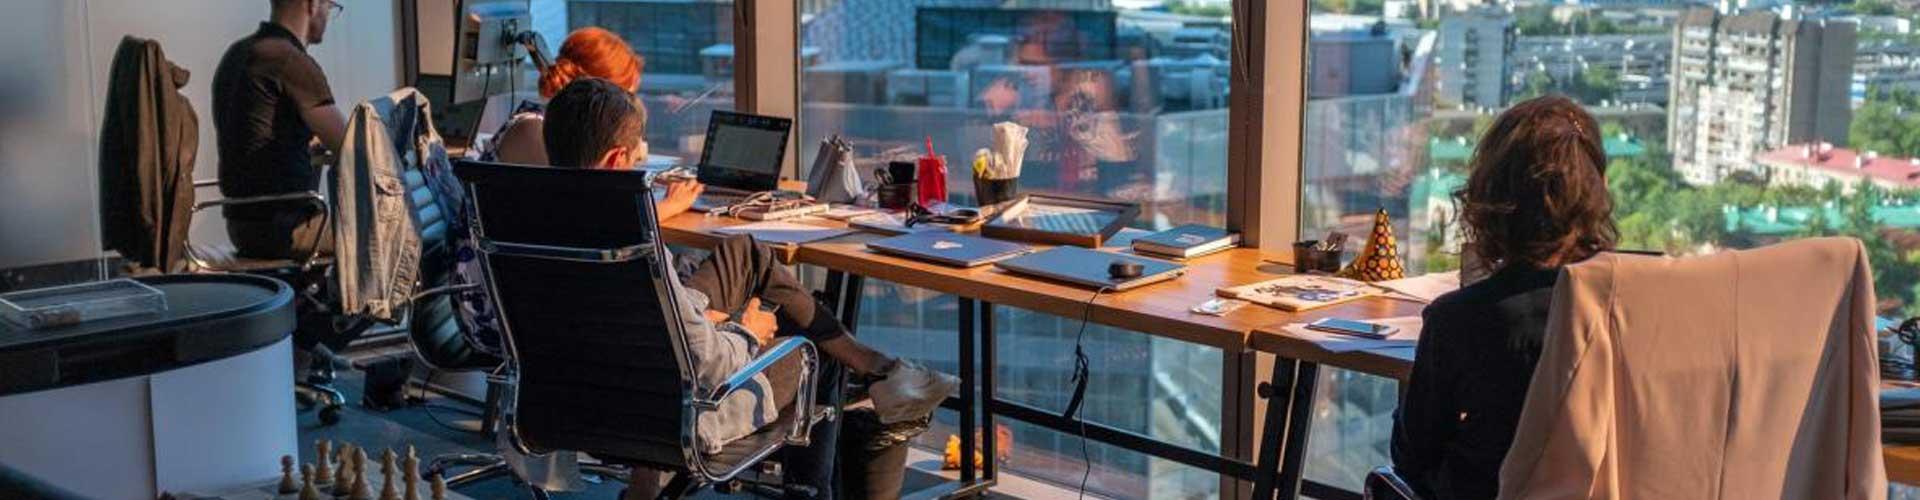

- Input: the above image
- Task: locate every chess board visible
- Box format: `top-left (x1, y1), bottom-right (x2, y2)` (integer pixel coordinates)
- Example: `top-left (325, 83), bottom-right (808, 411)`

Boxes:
top-left (173, 470), bottom-right (474, 500)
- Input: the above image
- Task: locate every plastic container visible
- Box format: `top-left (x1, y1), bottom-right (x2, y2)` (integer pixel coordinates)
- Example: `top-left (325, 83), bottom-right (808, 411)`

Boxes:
top-left (917, 154), bottom-right (949, 207)
top-left (0, 279), bottom-right (167, 329)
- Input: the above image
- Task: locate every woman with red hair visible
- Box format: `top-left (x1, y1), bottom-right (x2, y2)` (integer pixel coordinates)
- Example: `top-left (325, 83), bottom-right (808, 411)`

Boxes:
top-left (481, 27), bottom-right (645, 167)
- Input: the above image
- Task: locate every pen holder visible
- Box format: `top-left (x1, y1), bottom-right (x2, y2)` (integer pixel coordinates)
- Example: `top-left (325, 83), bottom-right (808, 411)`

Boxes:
top-left (973, 177), bottom-right (1019, 206)
top-left (1292, 241), bottom-right (1343, 274)
top-left (877, 182), bottom-right (915, 210)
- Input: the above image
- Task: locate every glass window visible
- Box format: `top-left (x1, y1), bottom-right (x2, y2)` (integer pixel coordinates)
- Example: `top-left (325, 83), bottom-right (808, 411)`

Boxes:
top-left (1303, 0), bottom-right (1920, 491)
top-left (799, 0), bottom-right (1231, 227)
top-left (800, 3), bottom-right (1236, 496)
top-left (555, 0), bottom-right (737, 163)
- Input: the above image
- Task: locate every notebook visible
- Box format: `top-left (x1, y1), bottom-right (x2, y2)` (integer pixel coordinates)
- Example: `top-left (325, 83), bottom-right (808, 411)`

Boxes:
top-left (995, 247), bottom-right (1186, 291)
top-left (865, 233), bottom-right (1033, 268)
top-left (1131, 224), bottom-right (1240, 259)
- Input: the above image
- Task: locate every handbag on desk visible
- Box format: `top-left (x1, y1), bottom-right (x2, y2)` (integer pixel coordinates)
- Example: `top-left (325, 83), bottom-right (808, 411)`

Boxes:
top-left (806, 134), bottom-right (867, 204)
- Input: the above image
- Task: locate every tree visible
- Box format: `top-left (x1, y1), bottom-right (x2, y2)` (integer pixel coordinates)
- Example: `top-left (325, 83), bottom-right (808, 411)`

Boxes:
top-left (1850, 88), bottom-right (1920, 157)
top-left (1574, 67), bottom-right (1621, 105)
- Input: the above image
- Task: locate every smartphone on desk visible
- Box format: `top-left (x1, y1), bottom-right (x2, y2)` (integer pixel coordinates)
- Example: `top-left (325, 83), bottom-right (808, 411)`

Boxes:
top-left (1305, 317), bottom-right (1399, 340)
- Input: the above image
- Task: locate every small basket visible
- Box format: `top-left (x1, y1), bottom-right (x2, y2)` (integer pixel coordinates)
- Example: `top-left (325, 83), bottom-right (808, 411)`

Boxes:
top-left (973, 177), bottom-right (1019, 206)
top-left (1291, 241), bottom-right (1343, 274)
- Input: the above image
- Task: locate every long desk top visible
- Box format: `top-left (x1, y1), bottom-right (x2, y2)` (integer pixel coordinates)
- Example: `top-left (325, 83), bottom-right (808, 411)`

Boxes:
top-left (659, 211), bottom-right (1424, 350)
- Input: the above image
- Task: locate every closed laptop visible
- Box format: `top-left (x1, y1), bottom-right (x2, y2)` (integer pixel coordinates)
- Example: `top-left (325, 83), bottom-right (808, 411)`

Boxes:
top-left (996, 247), bottom-right (1186, 291)
top-left (866, 233), bottom-right (1032, 268)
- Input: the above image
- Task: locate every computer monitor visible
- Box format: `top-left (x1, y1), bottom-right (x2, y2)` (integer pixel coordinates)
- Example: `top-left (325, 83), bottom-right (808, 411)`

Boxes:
top-left (696, 110), bottom-right (792, 192)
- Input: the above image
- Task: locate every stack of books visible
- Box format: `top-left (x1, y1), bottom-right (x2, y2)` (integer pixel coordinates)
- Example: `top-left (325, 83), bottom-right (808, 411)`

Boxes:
top-left (1131, 224), bottom-right (1240, 259)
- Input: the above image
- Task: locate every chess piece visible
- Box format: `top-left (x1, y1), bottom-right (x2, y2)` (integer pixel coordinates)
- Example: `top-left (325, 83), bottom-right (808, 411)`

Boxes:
top-left (314, 441), bottom-right (333, 486)
top-left (333, 469), bottom-right (354, 498)
top-left (352, 449), bottom-right (374, 500)
top-left (429, 474), bottom-right (446, 500)
top-left (279, 455), bottom-right (301, 494)
top-left (402, 447), bottom-right (421, 500)
top-left (332, 445), bottom-right (354, 496)
top-left (1336, 208), bottom-right (1406, 282)
top-left (300, 464), bottom-right (322, 500)
top-left (379, 449), bottom-right (400, 500)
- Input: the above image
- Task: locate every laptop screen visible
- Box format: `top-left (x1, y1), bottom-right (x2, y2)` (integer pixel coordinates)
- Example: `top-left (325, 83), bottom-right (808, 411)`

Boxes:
top-left (697, 111), bottom-right (792, 192)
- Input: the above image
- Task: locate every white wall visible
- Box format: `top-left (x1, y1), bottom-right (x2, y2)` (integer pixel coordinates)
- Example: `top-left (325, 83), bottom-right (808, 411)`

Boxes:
top-left (0, 0), bottom-right (399, 268)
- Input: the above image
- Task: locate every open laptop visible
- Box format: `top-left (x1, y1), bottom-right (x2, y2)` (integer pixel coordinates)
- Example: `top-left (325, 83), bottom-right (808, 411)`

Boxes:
top-left (996, 247), bottom-right (1187, 291)
top-left (691, 110), bottom-right (794, 211)
top-left (866, 233), bottom-right (1033, 268)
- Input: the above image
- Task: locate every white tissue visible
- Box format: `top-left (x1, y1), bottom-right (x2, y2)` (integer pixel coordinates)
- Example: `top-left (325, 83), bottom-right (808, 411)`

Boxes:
top-left (990, 121), bottom-right (1029, 180)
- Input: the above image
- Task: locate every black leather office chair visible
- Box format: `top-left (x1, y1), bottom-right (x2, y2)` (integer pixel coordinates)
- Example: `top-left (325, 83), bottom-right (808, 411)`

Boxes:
top-left (455, 160), bottom-right (831, 498)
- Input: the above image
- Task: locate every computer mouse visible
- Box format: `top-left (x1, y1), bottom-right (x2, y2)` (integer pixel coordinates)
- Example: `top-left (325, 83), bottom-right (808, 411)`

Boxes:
top-left (1108, 260), bottom-right (1144, 280)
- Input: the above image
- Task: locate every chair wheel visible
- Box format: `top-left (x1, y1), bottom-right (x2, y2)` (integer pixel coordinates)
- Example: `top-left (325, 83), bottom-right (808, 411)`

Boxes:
top-left (319, 404), bottom-right (344, 425)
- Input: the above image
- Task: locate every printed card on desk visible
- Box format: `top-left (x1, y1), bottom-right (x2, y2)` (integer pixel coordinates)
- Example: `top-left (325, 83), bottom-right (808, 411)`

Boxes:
top-left (1216, 275), bottom-right (1383, 312)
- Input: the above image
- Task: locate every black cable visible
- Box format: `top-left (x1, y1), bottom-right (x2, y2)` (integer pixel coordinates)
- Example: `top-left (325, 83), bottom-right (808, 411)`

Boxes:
top-left (414, 368), bottom-right (485, 434)
top-left (1067, 286), bottom-right (1110, 500)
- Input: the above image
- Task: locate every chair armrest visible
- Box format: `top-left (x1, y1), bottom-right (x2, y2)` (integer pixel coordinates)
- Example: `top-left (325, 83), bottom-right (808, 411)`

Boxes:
top-left (1365, 466), bottom-right (1422, 500)
top-left (184, 191), bottom-right (330, 271)
top-left (697, 336), bottom-right (822, 446)
top-left (699, 336), bottom-right (817, 409)
top-left (412, 283), bottom-right (481, 301)
top-left (191, 191), bottom-right (327, 213)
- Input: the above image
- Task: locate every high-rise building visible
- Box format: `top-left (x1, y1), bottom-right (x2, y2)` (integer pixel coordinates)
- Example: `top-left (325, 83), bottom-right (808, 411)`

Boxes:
top-left (1668, 9), bottom-right (1856, 186)
top-left (1437, 8), bottom-right (1514, 109)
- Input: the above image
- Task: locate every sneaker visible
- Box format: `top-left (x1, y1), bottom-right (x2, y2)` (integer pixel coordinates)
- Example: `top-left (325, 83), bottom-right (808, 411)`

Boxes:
top-left (868, 360), bottom-right (960, 424)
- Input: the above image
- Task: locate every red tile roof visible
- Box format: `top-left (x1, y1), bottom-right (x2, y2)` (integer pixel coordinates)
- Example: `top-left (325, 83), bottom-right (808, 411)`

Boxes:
top-left (1756, 143), bottom-right (1920, 187)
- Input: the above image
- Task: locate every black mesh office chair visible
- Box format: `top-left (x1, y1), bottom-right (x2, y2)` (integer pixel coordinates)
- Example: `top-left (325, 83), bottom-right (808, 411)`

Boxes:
top-left (455, 160), bottom-right (831, 498)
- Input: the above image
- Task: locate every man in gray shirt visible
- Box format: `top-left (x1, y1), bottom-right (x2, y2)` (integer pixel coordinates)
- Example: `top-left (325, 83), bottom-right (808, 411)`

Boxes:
top-left (541, 77), bottom-right (956, 498)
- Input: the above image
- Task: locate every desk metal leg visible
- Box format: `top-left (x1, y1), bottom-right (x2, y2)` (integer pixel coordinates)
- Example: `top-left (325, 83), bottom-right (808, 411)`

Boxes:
top-left (1251, 357), bottom-right (1322, 500)
top-left (979, 302), bottom-right (997, 482)
top-left (957, 298), bottom-right (978, 485)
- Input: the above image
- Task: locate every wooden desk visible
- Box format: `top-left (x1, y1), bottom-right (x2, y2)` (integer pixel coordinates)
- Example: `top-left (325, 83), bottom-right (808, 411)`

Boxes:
top-left (656, 211), bottom-right (1385, 498)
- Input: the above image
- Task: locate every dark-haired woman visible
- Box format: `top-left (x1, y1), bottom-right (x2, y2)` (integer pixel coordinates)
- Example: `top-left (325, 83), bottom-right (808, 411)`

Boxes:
top-left (1390, 95), bottom-right (1619, 500)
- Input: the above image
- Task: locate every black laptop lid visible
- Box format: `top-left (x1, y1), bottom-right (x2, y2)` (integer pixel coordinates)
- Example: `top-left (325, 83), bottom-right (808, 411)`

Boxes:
top-left (697, 110), bottom-right (792, 192)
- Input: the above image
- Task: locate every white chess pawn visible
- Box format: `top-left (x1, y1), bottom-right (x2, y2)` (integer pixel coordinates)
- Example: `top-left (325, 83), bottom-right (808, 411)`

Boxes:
top-left (351, 449), bottom-right (374, 500)
top-left (299, 463), bottom-right (322, 500)
top-left (402, 447), bottom-right (420, 500)
top-left (379, 449), bottom-right (399, 500)
top-left (279, 455), bottom-right (300, 494)
top-left (429, 473), bottom-right (446, 500)
top-left (314, 441), bottom-right (334, 486)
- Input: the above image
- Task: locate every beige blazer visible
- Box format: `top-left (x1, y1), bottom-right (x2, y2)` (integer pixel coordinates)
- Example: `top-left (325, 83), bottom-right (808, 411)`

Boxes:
top-left (1498, 237), bottom-right (1885, 499)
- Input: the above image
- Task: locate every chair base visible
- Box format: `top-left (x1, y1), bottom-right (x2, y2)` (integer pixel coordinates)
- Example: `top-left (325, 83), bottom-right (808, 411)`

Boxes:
top-left (294, 381), bottom-right (347, 425)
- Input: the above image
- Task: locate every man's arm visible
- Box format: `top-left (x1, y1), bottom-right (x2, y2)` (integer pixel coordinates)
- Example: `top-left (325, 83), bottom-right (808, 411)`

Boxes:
top-left (285, 54), bottom-right (344, 157)
top-left (302, 104), bottom-right (347, 155)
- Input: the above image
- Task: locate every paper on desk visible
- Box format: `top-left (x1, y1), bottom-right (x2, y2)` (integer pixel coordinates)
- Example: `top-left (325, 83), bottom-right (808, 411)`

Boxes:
top-left (712, 221), bottom-right (855, 245)
top-left (1281, 316), bottom-right (1423, 353)
top-left (1375, 271), bottom-right (1461, 303)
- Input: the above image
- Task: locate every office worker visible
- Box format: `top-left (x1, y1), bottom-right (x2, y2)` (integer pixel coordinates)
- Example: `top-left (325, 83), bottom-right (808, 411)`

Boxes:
top-left (213, 0), bottom-right (348, 260)
top-left (540, 78), bottom-right (955, 499)
top-left (1391, 95), bottom-right (1618, 500)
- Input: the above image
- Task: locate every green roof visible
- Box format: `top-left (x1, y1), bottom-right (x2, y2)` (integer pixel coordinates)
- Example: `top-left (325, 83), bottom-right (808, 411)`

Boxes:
top-left (1722, 203), bottom-right (1920, 235)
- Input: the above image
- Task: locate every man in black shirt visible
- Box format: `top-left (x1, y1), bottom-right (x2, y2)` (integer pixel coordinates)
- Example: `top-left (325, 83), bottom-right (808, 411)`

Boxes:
top-left (212, 0), bottom-right (347, 260)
